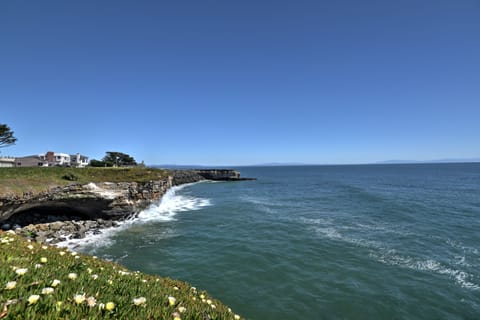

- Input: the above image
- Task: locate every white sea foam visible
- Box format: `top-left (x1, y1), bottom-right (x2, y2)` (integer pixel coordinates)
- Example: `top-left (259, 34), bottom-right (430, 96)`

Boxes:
top-left (137, 185), bottom-right (211, 222)
top-left (56, 183), bottom-right (211, 250)
top-left (370, 251), bottom-right (480, 291)
top-left (302, 217), bottom-right (480, 291)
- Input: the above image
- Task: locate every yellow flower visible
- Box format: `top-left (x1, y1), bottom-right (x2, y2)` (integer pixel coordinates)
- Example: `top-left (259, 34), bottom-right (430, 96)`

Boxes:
top-left (234, 315), bottom-right (241, 319)
top-left (56, 301), bottom-right (63, 311)
top-left (40, 257), bottom-right (47, 263)
top-left (28, 294), bottom-right (40, 305)
top-left (42, 245), bottom-right (48, 249)
top-left (133, 297), bottom-right (147, 306)
top-left (173, 286), bottom-right (179, 290)
top-left (178, 306), bottom-right (186, 313)
top-left (59, 251), bottom-right (66, 256)
top-left (206, 299), bottom-right (212, 305)
top-left (168, 296), bottom-right (176, 306)
top-left (200, 294), bottom-right (205, 299)
top-left (5, 281), bottom-right (16, 290)
top-left (173, 312), bottom-right (181, 320)
top-left (51, 279), bottom-right (61, 287)
top-left (106, 302), bottom-right (115, 311)
top-left (87, 268), bottom-right (93, 274)
top-left (27, 244), bottom-right (34, 250)
top-left (15, 268), bottom-right (28, 276)
top-left (41, 287), bottom-right (54, 295)
top-left (210, 304), bottom-right (216, 309)
top-left (68, 273), bottom-right (77, 280)
top-left (74, 294), bottom-right (86, 304)
top-left (71, 251), bottom-right (78, 256)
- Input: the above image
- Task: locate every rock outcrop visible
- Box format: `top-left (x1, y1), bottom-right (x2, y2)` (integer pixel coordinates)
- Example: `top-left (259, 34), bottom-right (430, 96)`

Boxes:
top-left (0, 169), bottom-right (254, 243)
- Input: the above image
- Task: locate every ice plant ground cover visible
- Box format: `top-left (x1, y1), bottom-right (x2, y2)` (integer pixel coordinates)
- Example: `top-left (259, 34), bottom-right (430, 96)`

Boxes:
top-left (0, 167), bottom-right (171, 196)
top-left (0, 231), bottom-right (241, 319)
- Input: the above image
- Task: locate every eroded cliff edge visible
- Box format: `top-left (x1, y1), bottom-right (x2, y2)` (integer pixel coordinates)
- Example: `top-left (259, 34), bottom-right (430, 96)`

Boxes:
top-left (0, 169), bottom-right (252, 243)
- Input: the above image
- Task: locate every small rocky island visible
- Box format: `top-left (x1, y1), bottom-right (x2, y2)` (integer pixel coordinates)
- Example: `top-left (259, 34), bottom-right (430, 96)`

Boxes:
top-left (0, 169), bottom-right (255, 244)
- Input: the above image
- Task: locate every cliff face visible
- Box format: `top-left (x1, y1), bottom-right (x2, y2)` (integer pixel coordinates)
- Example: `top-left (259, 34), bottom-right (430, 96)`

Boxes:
top-left (0, 169), bottom-right (252, 226)
top-left (0, 179), bottom-right (172, 225)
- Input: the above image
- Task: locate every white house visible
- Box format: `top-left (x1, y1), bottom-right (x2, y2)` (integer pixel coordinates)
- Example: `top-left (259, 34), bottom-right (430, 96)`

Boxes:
top-left (0, 156), bottom-right (15, 168)
top-left (39, 152), bottom-right (71, 166)
top-left (13, 151), bottom-right (89, 167)
top-left (70, 153), bottom-right (89, 168)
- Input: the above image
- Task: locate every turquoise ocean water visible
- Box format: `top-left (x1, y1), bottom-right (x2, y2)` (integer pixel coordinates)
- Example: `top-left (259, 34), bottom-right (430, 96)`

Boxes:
top-left (64, 164), bottom-right (480, 319)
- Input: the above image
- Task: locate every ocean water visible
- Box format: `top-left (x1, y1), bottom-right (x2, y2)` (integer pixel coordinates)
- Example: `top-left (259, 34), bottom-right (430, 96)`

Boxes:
top-left (63, 164), bottom-right (480, 319)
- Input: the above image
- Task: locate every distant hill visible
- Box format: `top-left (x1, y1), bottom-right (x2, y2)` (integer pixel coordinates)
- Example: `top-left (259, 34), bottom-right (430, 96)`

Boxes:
top-left (378, 158), bottom-right (480, 164)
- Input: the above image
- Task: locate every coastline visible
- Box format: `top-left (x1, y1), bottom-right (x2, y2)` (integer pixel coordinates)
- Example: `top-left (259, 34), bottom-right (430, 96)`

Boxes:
top-left (0, 169), bottom-right (254, 245)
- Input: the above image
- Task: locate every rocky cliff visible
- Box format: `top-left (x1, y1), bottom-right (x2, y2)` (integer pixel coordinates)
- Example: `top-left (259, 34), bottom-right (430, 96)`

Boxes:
top-left (0, 169), bottom-right (253, 243)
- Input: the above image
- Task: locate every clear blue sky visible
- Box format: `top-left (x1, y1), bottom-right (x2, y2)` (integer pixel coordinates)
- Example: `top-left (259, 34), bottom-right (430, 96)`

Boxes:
top-left (1, 0), bottom-right (479, 165)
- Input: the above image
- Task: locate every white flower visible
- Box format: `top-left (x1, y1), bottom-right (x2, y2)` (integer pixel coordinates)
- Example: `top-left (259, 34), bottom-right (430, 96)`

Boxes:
top-left (42, 287), bottom-right (54, 295)
top-left (173, 286), bottom-right (179, 290)
top-left (15, 268), bottom-right (28, 276)
top-left (27, 244), bottom-right (34, 250)
top-left (168, 296), bottom-right (176, 306)
top-left (51, 279), bottom-right (61, 287)
top-left (5, 281), bottom-right (16, 290)
top-left (74, 294), bottom-right (86, 304)
top-left (133, 297), bottom-right (147, 306)
top-left (206, 299), bottom-right (212, 305)
top-left (234, 315), bottom-right (241, 319)
top-left (28, 294), bottom-right (40, 305)
top-left (87, 296), bottom-right (97, 307)
top-left (178, 306), bottom-right (186, 313)
top-left (59, 251), bottom-right (66, 256)
top-left (68, 273), bottom-right (77, 280)
top-left (91, 274), bottom-right (99, 280)
top-left (210, 304), bottom-right (216, 309)
top-left (98, 303), bottom-right (105, 310)
top-left (71, 251), bottom-right (77, 256)
top-left (42, 245), bottom-right (48, 249)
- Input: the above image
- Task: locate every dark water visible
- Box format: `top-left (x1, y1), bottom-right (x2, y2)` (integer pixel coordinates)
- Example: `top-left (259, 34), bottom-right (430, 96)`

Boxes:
top-left (68, 164), bottom-right (480, 319)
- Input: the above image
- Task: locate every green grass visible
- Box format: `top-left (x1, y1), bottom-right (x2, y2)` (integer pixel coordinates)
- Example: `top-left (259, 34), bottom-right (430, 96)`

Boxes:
top-left (0, 231), bottom-right (242, 319)
top-left (0, 167), bottom-right (171, 196)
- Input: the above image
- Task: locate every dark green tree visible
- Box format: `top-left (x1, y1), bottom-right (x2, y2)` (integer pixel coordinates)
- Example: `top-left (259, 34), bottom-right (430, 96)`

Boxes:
top-left (102, 151), bottom-right (137, 167)
top-left (89, 159), bottom-right (107, 167)
top-left (0, 124), bottom-right (17, 148)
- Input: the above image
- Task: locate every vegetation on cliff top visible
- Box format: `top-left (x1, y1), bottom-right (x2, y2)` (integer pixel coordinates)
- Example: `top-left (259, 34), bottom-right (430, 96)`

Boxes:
top-left (0, 167), bottom-right (170, 196)
top-left (0, 231), bottom-right (241, 319)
